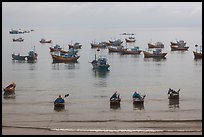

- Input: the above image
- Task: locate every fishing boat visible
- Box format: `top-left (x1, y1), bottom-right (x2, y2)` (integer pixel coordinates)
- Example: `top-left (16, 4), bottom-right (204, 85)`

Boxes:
top-left (50, 51), bottom-right (80, 62)
top-left (27, 50), bottom-right (38, 62)
top-left (148, 42), bottom-right (164, 48)
top-left (12, 53), bottom-right (27, 61)
top-left (50, 44), bottom-right (78, 54)
top-left (120, 46), bottom-right (142, 55)
top-left (90, 54), bottom-right (110, 71)
top-left (3, 82), bottom-right (16, 98)
top-left (40, 38), bottom-right (52, 43)
top-left (68, 42), bottom-right (82, 49)
top-left (143, 48), bottom-right (167, 58)
top-left (110, 91), bottom-right (121, 106)
top-left (90, 41), bottom-right (109, 48)
top-left (9, 29), bottom-right (23, 34)
top-left (12, 37), bottom-right (24, 42)
top-left (108, 45), bottom-right (127, 53)
top-left (54, 95), bottom-right (65, 108)
top-left (170, 40), bottom-right (189, 51)
top-left (168, 88), bottom-right (180, 99)
top-left (193, 45), bottom-right (202, 59)
top-left (132, 92), bottom-right (146, 105)
top-left (125, 36), bottom-right (136, 43)
top-left (109, 39), bottom-right (123, 45)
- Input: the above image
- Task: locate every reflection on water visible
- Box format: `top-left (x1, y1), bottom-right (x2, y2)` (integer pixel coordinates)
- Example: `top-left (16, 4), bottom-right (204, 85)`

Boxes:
top-left (54, 106), bottom-right (65, 112)
top-left (92, 70), bottom-right (110, 78)
top-left (110, 104), bottom-right (121, 110)
top-left (52, 62), bottom-right (77, 70)
top-left (143, 57), bottom-right (167, 62)
top-left (168, 99), bottom-right (179, 109)
top-left (133, 103), bottom-right (144, 110)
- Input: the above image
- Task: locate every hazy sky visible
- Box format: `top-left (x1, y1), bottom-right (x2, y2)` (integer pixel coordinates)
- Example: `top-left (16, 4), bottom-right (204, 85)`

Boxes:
top-left (2, 2), bottom-right (202, 29)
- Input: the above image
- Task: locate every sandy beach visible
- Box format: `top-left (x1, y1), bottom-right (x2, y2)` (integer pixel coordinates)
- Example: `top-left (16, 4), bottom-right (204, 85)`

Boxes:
top-left (2, 120), bottom-right (202, 135)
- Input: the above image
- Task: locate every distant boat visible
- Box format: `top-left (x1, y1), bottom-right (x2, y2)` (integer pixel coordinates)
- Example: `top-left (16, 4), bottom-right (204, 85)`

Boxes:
top-left (108, 45), bottom-right (127, 53)
top-left (27, 50), bottom-right (38, 62)
top-left (50, 44), bottom-right (78, 54)
top-left (40, 38), bottom-right (52, 43)
top-left (170, 40), bottom-right (189, 51)
top-left (120, 46), bottom-right (142, 55)
top-left (68, 42), bottom-right (82, 49)
top-left (90, 41), bottom-right (109, 48)
top-left (110, 91), bottom-right (121, 106)
top-left (143, 48), bottom-right (167, 58)
top-left (12, 37), bottom-right (24, 42)
top-left (3, 82), bottom-right (16, 98)
top-left (12, 53), bottom-right (27, 61)
top-left (109, 39), bottom-right (123, 46)
top-left (193, 45), bottom-right (202, 59)
top-left (125, 36), bottom-right (136, 43)
top-left (168, 88), bottom-right (180, 99)
top-left (193, 51), bottom-right (202, 59)
top-left (132, 92), bottom-right (146, 105)
top-left (50, 51), bottom-right (80, 63)
top-left (90, 54), bottom-right (110, 71)
top-left (148, 42), bottom-right (164, 48)
top-left (9, 29), bottom-right (23, 34)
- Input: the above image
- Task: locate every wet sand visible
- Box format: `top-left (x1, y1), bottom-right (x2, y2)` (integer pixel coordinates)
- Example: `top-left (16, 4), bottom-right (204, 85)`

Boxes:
top-left (2, 120), bottom-right (202, 135)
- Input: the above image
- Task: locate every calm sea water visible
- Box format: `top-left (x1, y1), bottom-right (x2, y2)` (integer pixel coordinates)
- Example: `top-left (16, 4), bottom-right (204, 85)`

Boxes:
top-left (2, 26), bottom-right (202, 132)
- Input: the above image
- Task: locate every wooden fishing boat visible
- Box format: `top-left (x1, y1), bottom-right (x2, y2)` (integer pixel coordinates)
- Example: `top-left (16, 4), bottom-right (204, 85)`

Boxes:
top-left (170, 45), bottom-right (189, 51)
top-left (27, 51), bottom-right (38, 61)
top-left (108, 46), bottom-right (127, 53)
top-left (90, 42), bottom-right (109, 48)
top-left (110, 92), bottom-right (121, 106)
top-left (12, 37), bottom-right (24, 42)
top-left (12, 54), bottom-right (27, 60)
top-left (193, 45), bottom-right (202, 59)
top-left (170, 40), bottom-right (189, 51)
top-left (121, 46), bottom-right (142, 55)
top-left (193, 51), bottom-right (202, 59)
top-left (68, 42), bottom-right (82, 49)
top-left (132, 92), bottom-right (146, 105)
top-left (125, 37), bottom-right (136, 43)
top-left (90, 55), bottom-right (110, 71)
top-left (168, 88), bottom-right (180, 99)
top-left (40, 38), bottom-right (52, 43)
top-left (109, 39), bottom-right (123, 46)
top-left (143, 49), bottom-right (167, 58)
top-left (148, 42), bottom-right (164, 48)
top-left (50, 52), bottom-right (80, 62)
top-left (3, 82), bottom-right (16, 98)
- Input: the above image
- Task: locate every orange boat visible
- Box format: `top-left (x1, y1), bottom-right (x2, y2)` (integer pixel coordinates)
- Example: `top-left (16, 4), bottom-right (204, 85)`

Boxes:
top-left (50, 52), bottom-right (80, 62)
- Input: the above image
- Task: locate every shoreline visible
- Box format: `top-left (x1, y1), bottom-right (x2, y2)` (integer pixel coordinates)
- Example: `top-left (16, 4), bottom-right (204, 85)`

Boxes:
top-left (2, 120), bottom-right (202, 135)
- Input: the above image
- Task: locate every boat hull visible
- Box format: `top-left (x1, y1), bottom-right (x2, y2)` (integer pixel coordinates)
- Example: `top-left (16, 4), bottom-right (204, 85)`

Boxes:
top-left (143, 51), bottom-right (167, 58)
top-left (193, 51), bottom-right (202, 59)
top-left (121, 50), bottom-right (142, 55)
top-left (12, 54), bottom-right (27, 60)
top-left (170, 45), bottom-right (189, 51)
top-left (148, 43), bottom-right (164, 48)
top-left (40, 40), bottom-right (52, 43)
top-left (125, 38), bottom-right (136, 43)
top-left (51, 54), bottom-right (80, 62)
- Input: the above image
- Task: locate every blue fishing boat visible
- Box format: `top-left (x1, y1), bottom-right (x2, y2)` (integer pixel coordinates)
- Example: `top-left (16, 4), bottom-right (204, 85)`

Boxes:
top-left (90, 54), bottom-right (110, 71)
top-left (132, 92), bottom-right (146, 105)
